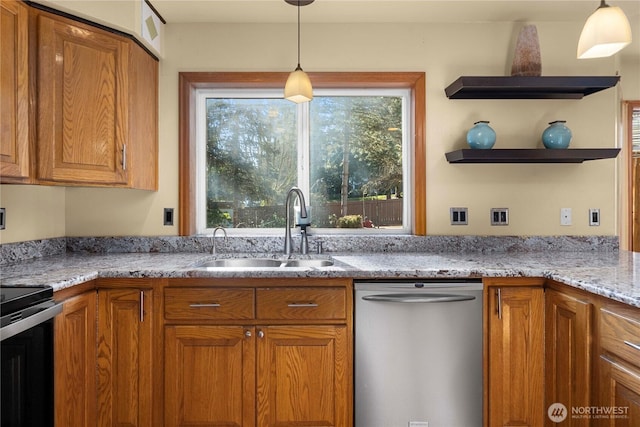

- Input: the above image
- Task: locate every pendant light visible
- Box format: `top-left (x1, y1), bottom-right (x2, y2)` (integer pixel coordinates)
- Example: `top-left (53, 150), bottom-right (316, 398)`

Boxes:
top-left (284, 0), bottom-right (313, 103)
top-left (577, 0), bottom-right (632, 59)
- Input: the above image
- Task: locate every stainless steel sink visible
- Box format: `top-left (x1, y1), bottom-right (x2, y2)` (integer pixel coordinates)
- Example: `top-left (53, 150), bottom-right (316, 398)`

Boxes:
top-left (284, 259), bottom-right (334, 267)
top-left (195, 258), bottom-right (334, 268)
top-left (198, 258), bottom-right (284, 268)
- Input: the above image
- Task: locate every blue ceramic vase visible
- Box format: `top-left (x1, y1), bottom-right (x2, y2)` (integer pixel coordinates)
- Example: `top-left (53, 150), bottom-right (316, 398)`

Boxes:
top-left (466, 121), bottom-right (496, 149)
top-left (542, 120), bottom-right (572, 149)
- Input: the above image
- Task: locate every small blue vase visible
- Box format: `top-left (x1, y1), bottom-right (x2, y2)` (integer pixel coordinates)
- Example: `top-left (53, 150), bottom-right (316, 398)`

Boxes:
top-left (542, 120), bottom-right (572, 149)
top-left (466, 121), bottom-right (496, 149)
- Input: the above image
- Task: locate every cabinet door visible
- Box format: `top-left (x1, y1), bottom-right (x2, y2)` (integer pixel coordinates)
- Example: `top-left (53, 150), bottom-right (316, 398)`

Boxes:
top-left (0, 0), bottom-right (31, 182)
top-left (545, 289), bottom-right (593, 427)
top-left (487, 286), bottom-right (545, 427)
top-left (598, 357), bottom-right (640, 426)
top-left (37, 12), bottom-right (128, 185)
top-left (127, 41), bottom-right (158, 190)
top-left (256, 325), bottom-right (351, 427)
top-left (54, 291), bottom-right (97, 427)
top-left (165, 325), bottom-right (256, 427)
top-left (97, 288), bottom-right (153, 427)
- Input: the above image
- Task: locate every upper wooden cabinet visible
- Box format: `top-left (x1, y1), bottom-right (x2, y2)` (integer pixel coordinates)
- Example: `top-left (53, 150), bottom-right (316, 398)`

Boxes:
top-left (0, 0), bottom-right (32, 183)
top-left (0, 3), bottom-right (158, 189)
top-left (36, 9), bottom-right (158, 189)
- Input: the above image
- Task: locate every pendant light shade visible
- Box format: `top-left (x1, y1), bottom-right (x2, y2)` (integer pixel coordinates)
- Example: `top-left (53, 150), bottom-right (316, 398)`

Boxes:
top-left (285, 66), bottom-right (313, 103)
top-left (284, 0), bottom-right (313, 103)
top-left (577, 1), bottom-right (632, 59)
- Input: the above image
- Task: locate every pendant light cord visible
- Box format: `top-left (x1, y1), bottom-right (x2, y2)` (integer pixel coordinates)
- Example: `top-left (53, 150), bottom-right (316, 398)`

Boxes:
top-left (297, 1), bottom-right (301, 68)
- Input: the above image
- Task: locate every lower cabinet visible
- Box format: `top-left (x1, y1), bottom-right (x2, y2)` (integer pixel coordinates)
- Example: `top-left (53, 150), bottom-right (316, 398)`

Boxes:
top-left (484, 278), bottom-right (545, 427)
top-left (596, 305), bottom-right (640, 426)
top-left (545, 288), bottom-right (593, 427)
top-left (54, 291), bottom-right (97, 427)
top-left (96, 286), bottom-right (156, 427)
top-left (164, 325), bottom-right (255, 427)
top-left (257, 325), bottom-right (350, 427)
top-left (163, 279), bottom-right (353, 427)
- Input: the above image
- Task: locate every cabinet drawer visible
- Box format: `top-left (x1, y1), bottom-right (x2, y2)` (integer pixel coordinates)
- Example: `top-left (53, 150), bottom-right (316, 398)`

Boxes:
top-left (600, 307), bottom-right (640, 367)
top-left (164, 288), bottom-right (254, 321)
top-left (256, 287), bottom-right (346, 320)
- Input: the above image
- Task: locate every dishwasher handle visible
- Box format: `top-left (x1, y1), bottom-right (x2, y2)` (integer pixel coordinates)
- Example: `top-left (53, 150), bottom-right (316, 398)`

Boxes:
top-left (361, 293), bottom-right (476, 303)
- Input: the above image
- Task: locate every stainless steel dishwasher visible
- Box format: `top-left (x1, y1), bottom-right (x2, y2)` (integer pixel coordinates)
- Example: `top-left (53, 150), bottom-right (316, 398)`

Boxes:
top-left (355, 279), bottom-right (483, 427)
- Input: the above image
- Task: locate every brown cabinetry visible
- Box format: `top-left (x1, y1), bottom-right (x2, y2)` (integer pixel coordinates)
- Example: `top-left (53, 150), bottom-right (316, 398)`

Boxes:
top-left (163, 280), bottom-right (353, 427)
top-left (54, 291), bottom-right (97, 427)
top-left (0, 0), bottom-right (32, 183)
top-left (484, 278), bottom-right (545, 427)
top-left (545, 288), bottom-right (593, 427)
top-left (1, 2), bottom-right (158, 188)
top-left (97, 286), bottom-right (156, 426)
top-left (36, 9), bottom-right (157, 189)
top-left (597, 305), bottom-right (640, 426)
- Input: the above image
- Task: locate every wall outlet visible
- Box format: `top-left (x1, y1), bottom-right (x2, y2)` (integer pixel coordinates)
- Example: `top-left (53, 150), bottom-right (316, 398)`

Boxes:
top-left (490, 208), bottom-right (508, 226)
top-left (560, 208), bottom-right (572, 226)
top-left (450, 207), bottom-right (468, 225)
top-left (589, 208), bottom-right (600, 226)
top-left (164, 208), bottom-right (174, 226)
top-left (0, 208), bottom-right (5, 230)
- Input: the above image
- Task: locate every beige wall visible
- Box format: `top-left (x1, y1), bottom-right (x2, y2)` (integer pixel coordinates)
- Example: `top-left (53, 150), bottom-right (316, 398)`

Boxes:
top-left (0, 185), bottom-right (65, 243)
top-left (0, 11), bottom-right (629, 243)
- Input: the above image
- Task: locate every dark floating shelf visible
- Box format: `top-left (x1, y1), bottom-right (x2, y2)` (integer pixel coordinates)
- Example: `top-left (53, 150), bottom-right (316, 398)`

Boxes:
top-left (445, 148), bottom-right (621, 164)
top-left (444, 76), bottom-right (620, 99)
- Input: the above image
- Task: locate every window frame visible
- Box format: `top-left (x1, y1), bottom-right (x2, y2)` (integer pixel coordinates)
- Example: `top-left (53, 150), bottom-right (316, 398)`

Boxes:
top-left (178, 72), bottom-right (426, 236)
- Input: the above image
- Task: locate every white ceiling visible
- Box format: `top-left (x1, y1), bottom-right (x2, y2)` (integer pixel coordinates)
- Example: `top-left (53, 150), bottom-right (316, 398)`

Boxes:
top-left (150, 0), bottom-right (640, 59)
top-left (151, 0), bottom-right (640, 25)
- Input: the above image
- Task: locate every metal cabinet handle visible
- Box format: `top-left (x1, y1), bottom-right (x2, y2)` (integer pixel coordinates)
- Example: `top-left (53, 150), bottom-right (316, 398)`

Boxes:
top-left (257, 330), bottom-right (265, 338)
top-left (624, 340), bottom-right (640, 352)
top-left (122, 144), bottom-right (127, 170)
top-left (245, 330), bottom-right (252, 338)
top-left (189, 303), bottom-right (221, 308)
top-left (496, 288), bottom-right (502, 320)
top-left (140, 291), bottom-right (144, 322)
top-left (287, 302), bottom-right (319, 307)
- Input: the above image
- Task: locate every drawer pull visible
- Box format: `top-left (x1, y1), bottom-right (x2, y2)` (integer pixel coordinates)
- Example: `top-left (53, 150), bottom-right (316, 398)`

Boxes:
top-left (287, 302), bottom-right (319, 308)
top-left (189, 303), bottom-right (221, 308)
top-left (624, 340), bottom-right (640, 352)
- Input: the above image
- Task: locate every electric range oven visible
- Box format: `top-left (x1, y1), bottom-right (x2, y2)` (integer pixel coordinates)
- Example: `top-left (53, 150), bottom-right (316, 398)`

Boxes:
top-left (1, 286), bottom-right (62, 427)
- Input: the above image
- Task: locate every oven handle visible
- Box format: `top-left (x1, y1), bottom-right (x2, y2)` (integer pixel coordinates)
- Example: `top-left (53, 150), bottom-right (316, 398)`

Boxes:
top-left (361, 294), bottom-right (476, 303)
top-left (0, 302), bottom-right (63, 341)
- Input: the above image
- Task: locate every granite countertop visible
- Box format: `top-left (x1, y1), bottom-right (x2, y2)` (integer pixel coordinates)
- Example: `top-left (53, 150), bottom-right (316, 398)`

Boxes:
top-left (0, 250), bottom-right (638, 308)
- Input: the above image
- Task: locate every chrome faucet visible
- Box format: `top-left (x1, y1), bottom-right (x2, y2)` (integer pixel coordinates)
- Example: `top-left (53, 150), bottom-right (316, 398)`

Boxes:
top-left (211, 226), bottom-right (228, 256)
top-left (284, 187), bottom-right (308, 257)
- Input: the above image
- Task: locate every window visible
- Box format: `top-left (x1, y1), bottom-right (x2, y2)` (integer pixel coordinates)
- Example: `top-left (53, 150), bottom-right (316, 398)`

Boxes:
top-left (179, 72), bottom-right (426, 235)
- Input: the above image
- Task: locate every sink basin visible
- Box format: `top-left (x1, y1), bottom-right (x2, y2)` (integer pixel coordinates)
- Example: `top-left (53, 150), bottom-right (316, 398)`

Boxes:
top-left (195, 258), bottom-right (334, 269)
top-left (284, 259), bottom-right (334, 267)
top-left (198, 258), bottom-right (284, 268)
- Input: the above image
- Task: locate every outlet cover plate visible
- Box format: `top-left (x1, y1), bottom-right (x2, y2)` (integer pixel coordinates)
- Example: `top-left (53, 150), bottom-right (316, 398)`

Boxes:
top-left (560, 208), bottom-right (572, 226)
top-left (491, 208), bottom-right (508, 226)
top-left (450, 207), bottom-right (468, 225)
top-left (589, 208), bottom-right (600, 226)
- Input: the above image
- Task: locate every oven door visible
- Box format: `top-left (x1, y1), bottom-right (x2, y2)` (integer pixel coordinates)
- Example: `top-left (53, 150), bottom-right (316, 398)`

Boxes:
top-left (1, 302), bottom-right (61, 427)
